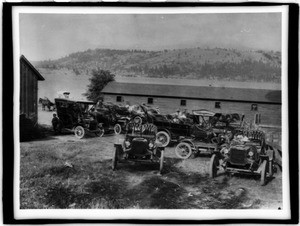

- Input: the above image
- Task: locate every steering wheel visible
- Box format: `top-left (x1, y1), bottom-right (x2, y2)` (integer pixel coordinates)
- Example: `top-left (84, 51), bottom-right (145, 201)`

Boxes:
top-left (194, 124), bottom-right (204, 131)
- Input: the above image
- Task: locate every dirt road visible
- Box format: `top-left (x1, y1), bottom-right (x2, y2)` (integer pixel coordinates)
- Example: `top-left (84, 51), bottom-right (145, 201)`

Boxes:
top-left (20, 127), bottom-right (282, 209)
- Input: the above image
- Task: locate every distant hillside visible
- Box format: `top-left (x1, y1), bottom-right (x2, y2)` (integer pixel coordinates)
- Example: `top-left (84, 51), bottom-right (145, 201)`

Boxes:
top-left (35, 47), bottom-right (281, 83)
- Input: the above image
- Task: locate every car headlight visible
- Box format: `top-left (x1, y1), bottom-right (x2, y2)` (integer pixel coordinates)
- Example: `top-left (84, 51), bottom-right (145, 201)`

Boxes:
top-left (149, 142), bottom-right (154, 149)
top-left (248, 150), bottom-right (254, 157)
top-left (224, 148), bottom-right (229, 154)
top-left (125, 140), bottom-right (131, 148)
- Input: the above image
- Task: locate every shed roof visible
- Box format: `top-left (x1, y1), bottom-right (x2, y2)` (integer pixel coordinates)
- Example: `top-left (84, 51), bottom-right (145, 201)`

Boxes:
top-left (20, 55), bottom-right (45, 81)
top-left (102, 82), bottom-right (281, 104)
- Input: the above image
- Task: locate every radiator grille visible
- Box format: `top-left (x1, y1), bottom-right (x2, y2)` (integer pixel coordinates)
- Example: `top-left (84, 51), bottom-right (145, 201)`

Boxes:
top-left (229, 148), bottom-right (247, 165)
top-left (131, 139), bottom-right (148, 155)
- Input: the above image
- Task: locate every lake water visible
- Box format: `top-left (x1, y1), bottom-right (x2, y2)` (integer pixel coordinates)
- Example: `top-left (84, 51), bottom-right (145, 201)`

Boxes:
top-left (37, 68), bottom-right (281, 102)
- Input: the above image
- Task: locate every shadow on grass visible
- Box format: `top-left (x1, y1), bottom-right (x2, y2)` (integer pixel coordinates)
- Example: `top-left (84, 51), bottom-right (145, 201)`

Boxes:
top-left (23, 157), bottom-right (255, 209)
top-left (114, 156), bottom-right (182, 175)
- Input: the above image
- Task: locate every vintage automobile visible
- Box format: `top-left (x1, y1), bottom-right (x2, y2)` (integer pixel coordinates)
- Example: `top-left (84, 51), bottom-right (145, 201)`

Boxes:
top-left (112, 122), bottom-right (165, 174)
top-left (174, 110), bottom-right (240, 159)
top-left (189, 109), bottom-right (244, 134)
top-left (93, 103), bottom-right (131, 135)
top-left (130, 104), bottom-right (191, 147)
top-left (208, 130), bottom-right (275, 186)
top-left (54, 98), bottom-right (105, 138)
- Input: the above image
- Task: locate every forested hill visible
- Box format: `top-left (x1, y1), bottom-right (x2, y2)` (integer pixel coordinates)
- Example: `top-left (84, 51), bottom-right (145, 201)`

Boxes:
top-left (35, 48), bottom-right (281, 82)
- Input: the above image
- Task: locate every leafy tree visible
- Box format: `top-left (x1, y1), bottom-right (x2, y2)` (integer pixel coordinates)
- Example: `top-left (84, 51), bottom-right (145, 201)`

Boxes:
top-left (84, 68), bottom-right (115, 102)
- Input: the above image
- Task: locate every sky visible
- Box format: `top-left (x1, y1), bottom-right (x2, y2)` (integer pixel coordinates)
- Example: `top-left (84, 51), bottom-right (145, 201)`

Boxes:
top-left (19, 12), bottom-right (282, 61)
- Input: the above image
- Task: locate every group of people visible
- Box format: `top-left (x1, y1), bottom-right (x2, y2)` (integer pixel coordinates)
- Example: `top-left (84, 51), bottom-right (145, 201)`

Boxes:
top-left (172, 109), bottom-right (188, 123)
top-left (174, 109), bottom-right (187, 119)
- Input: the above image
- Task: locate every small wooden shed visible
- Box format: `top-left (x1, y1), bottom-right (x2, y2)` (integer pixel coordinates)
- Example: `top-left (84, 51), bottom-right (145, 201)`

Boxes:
top-left (20, 55), bottom-right (44, 123)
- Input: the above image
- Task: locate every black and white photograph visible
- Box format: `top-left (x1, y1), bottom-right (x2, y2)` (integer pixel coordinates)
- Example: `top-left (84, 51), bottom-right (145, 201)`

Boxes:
top-left (9, 4), bottom-right (294, 221)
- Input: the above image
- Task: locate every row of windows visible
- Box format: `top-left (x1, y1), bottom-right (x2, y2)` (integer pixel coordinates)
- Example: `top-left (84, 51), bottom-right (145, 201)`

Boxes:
top-left (116, 96), bottom-right (259, 111)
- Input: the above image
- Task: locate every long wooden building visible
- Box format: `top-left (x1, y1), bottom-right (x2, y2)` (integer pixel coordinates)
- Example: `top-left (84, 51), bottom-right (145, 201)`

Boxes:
top-left (102, 81), bottom-right (281, 126)
top-left (20, 55), bottom-right (44, 122)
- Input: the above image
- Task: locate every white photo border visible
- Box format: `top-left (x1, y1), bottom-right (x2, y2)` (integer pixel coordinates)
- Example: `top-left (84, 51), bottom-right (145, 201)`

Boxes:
top-left (12, 4), bottom-right (290, 221)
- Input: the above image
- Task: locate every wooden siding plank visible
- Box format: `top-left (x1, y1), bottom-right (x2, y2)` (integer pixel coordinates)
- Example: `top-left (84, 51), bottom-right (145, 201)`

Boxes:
top-left (20, 60), bottom-right (39, 123)
top-left (103, 94), bottom-right (281, 126)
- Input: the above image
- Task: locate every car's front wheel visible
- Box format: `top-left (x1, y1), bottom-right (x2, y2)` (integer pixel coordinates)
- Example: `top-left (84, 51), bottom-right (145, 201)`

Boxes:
top-left (112, 147), bottom-right (119, 170)
top-left (95, 126), bottom-right (105, 137)
top-left (156, 131), bottom-right (170, 147)
top-left (159, 150), bottom-right (164, 174)
top-left (74, 126), bottom-right (85, 139)
top-left (209, 154), bottom-right (219, 178)
top-left (260, 160), bottom-right (267, 186)
top-left (114, 123), bottom-right (122, 135)
top-left (175, 142), bottom-right (192, 159)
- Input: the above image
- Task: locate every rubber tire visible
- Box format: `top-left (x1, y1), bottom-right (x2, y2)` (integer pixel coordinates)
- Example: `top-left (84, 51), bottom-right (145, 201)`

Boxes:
top-left (114, 124), bottom-right (122, 135)
top-left (74, 126), bottom-right (85, 139)
top-left (209, 154), bottom-right (218, 178)
top-left (95, 127), bottom-right (105, 137)
top-left (133, 116), bottom-right (142, 125)
top-left (112, 147), bottom-right (118, 170)
top-left (269, 159), bottom-right (274, 177)
top-left (175, 142), bottom-right (192, 159)
top-left (156, 131), bottom-right (171, 147)
top-left (260, 160), bottom-right (267, 186)
top-left (211, 136), bottom-right (220, 144)
top-left (159, 150), bottom-right (164, 174)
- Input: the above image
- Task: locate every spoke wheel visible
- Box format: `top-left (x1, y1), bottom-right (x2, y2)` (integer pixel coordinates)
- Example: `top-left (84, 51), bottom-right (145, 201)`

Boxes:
top-left (175, 142), bottom-right (192, 159)
top-left (159, 150), bottom-right (164, 174)
top-left (112, 147), bottom-right (118, 170)
top-left (156, 131), bottom-right (170, 147)
top-left (209, 154), bottom-right (219, 178)
top-left (133, 116), bottom-right (142, 124)
top-left (114, 124), bottom-right (122, 135)
top-left (95, 126), bottom-right (105, 137)
top-left (211, 136), bottom-right (220, 144)
top-left (260, 160), bottom-right (267, 186)
top-left (74, 126), bottom-right (85, 139)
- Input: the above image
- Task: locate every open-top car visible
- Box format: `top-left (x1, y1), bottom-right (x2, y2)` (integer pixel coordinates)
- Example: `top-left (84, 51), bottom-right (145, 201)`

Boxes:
top-left (189, 109), bottom-right (244, 134)
top-left (129, 104), bottom-right (191, 147)
top-left (54, 98), bottom-right (104, 138)
top-left (174, 110), bottom-right (239, 159)
top-left (93, 103), bottom-right (131, 135)
top-left (208, 129), bottom-right (275, 186)
top-left (112, 122), bottom-right (165, 174)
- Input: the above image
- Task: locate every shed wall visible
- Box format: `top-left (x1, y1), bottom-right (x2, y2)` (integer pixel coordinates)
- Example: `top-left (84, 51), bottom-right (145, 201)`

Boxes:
top-left (103, 94), bottom-right (281, 126)
top-left (20, 60), bottom-right (38, 122)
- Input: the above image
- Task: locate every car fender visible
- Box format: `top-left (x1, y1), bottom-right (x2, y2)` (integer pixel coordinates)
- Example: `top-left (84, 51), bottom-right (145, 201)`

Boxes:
top-left (114, 138), bottom-right (124, 147)
top-left (156, 142), bottom-right (165, 150)
top-left (260, 155), bottom-right (270, 161)
top-left (178, 138), bottom-right (196, 150)
top-left (257, 156), bottom-right (269, 173)
top-left (158, 129), bottom-right (171, 137)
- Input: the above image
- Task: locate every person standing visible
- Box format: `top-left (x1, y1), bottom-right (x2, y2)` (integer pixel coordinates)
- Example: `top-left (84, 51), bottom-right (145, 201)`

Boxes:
top-left (52, 113), bottom-right (62, 134)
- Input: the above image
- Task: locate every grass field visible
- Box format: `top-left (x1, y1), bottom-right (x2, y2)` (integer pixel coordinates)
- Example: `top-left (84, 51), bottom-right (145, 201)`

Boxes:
top-left (20, 111), bottom-right (283, 210)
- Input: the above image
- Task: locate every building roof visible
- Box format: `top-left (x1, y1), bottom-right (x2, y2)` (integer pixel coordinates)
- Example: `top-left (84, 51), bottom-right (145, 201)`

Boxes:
top-left (20, 55), bottom-right (45, 81)
top-left (102, 82), bottom-right (281, 104)
top-left (54, 98), bottom-right (95, 104)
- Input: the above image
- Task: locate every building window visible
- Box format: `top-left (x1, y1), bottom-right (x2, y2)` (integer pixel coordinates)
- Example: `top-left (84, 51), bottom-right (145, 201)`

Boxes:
top-left (148, 98), bottom-right (153, 104)
top-left (254, 113), bottom-right (261, 124)
top-left (180, 100), bottom-right (186, 106)
top-left (116, 96), bottom-right (122, 102)
top-left (251, 104), bottom-right (258, 111)
top-left (215, 102), bottom-right (221, 109)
